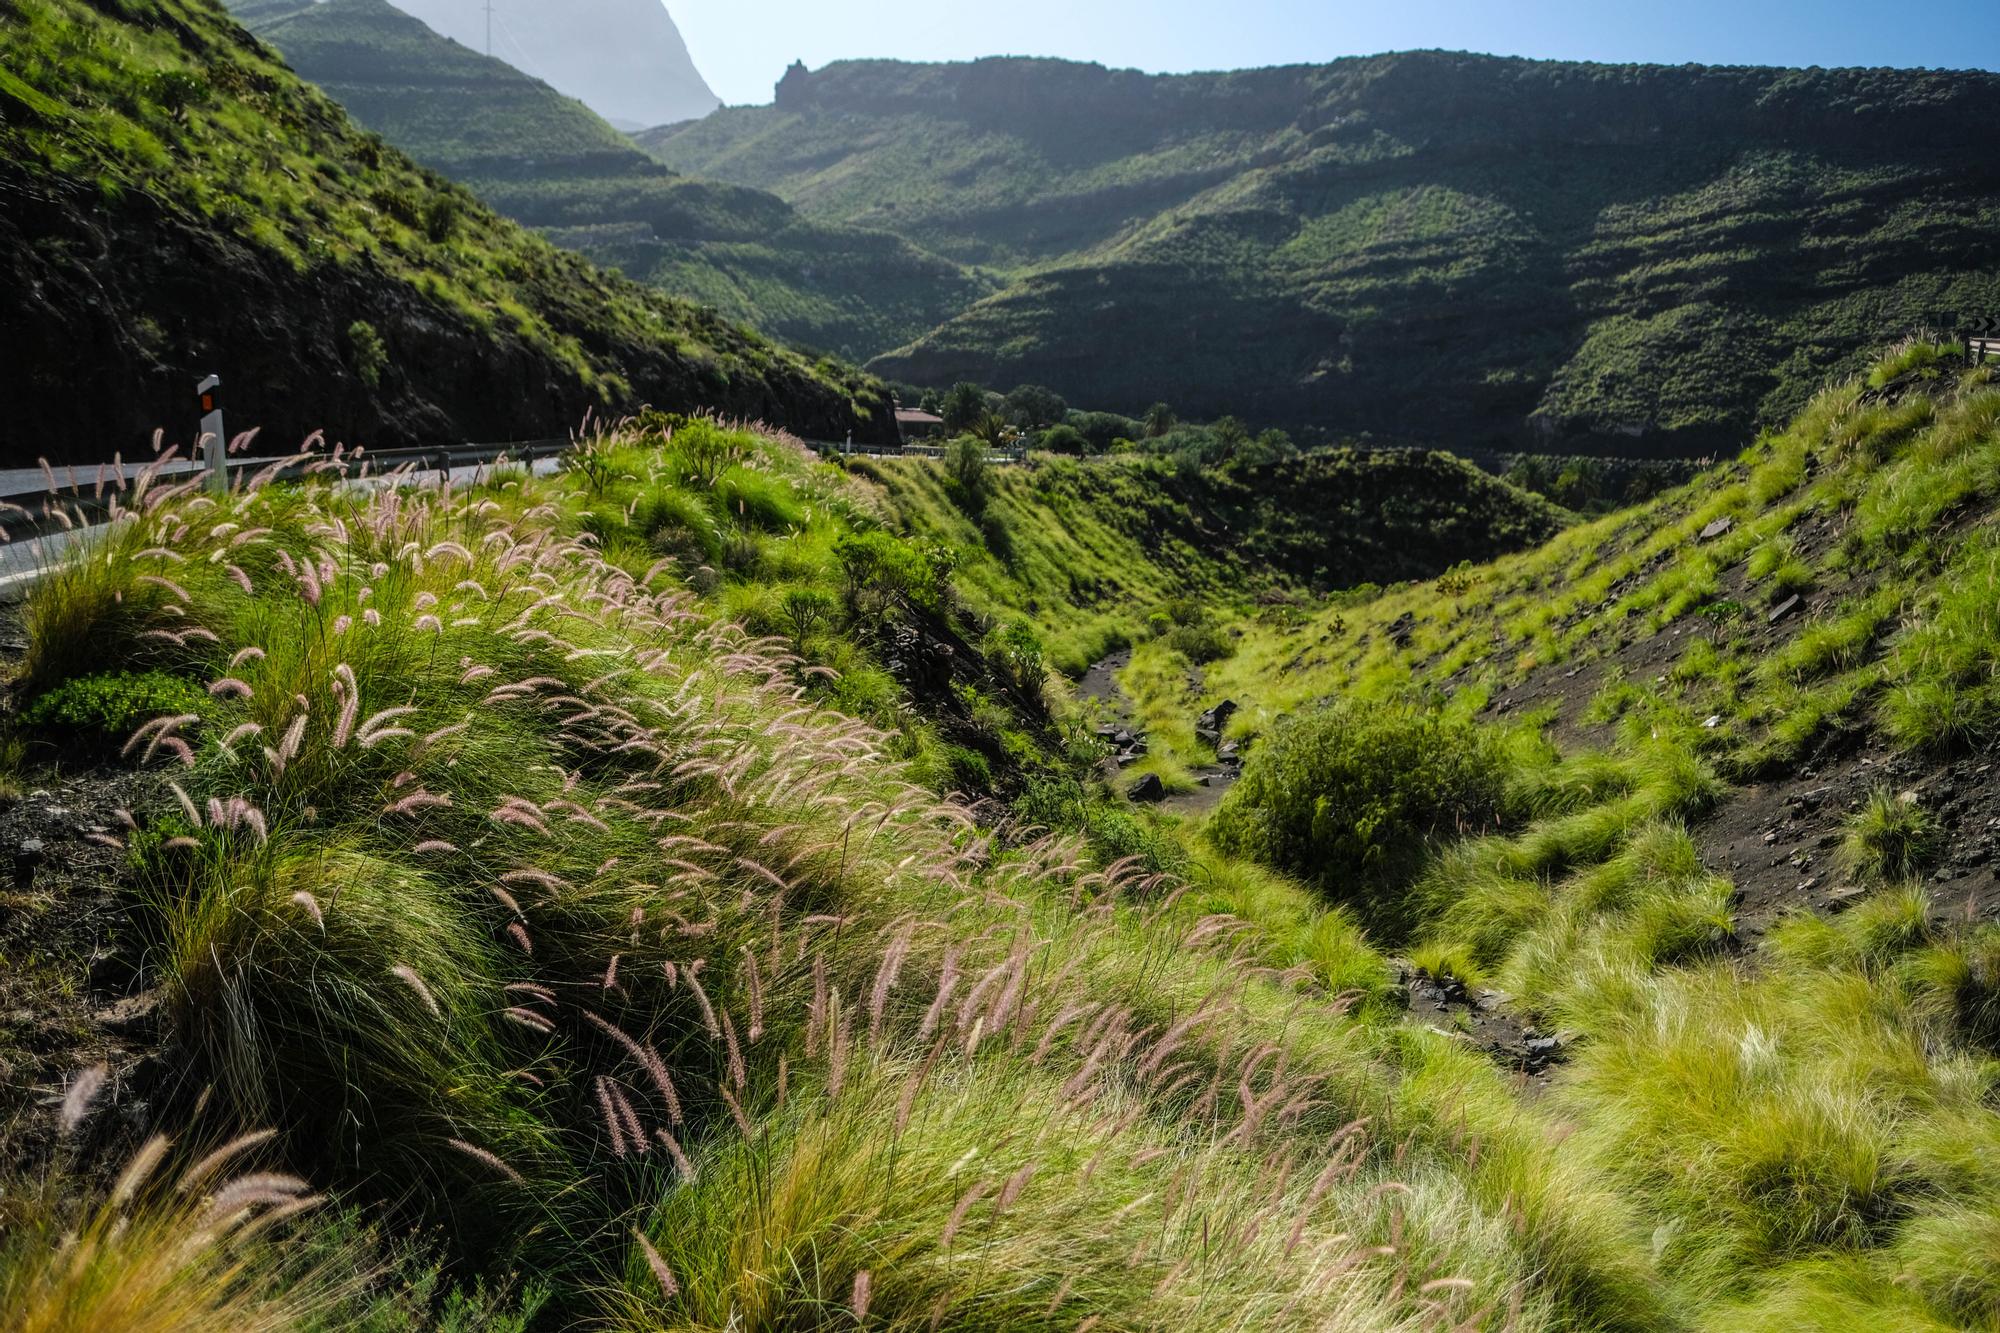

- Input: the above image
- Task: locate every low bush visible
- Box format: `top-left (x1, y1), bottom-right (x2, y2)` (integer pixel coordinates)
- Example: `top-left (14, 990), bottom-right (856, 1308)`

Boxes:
top-left (1210, 702), bottom-right (1515, 935)
top-left (346, 320), bottom-right (388, 389)
top-left (1164, 619), bottom-right (1233, 664)
top-left (1037, 424), bottom-right (1088, 454)
top-left (21, 670), bottom-right (210, 749)
top-left (1842, 788), bottom-right (1941, 883)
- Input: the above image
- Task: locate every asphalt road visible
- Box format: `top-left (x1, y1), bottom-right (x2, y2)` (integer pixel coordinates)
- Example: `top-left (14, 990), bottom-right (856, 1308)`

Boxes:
top-left (0, 458), bottom-right (259, 498)
top-left (0, 456), bottom-right (563, 598)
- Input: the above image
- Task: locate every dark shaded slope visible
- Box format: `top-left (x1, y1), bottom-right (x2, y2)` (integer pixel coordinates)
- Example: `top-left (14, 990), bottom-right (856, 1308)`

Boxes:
top-left (0, 0), bottom-right (891, 465)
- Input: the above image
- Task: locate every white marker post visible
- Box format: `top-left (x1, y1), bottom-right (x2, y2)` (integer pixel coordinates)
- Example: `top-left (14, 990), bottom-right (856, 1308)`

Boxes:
top-left (196, 373), bottom-right (226, 493)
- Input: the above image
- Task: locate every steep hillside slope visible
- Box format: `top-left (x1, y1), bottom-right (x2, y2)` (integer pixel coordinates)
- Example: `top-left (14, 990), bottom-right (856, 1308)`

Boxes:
top-left (389, 0), bottom-right (717, 129)
top-left (0, 422), bottom-right (1629, 1331)
top-left (0, 352), bottom-right (1992, 1328)
top-left (1100, 346), bottom-right (2000, 1325)
top-left (0, 0), bottom-right (891, 466)
top-left (854, 447), bottom-right (1569, 672)
top-left (232, 0), bottom-right (991, 359)
top-left (5, 352), bottom-right (1999, 1333)
top-left (1114, 342), bottom-right (2000, 926)
top-left (648, 55), bottom-right (2000, 453)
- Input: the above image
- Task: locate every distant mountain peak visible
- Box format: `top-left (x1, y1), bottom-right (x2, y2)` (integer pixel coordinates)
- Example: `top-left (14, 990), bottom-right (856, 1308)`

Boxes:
top-left (388, 0), bottom-right (719, 128)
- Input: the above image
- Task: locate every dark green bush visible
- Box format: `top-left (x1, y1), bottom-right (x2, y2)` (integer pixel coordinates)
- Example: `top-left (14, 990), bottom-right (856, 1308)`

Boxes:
top-left (419, 192), bottom-right (461, 243)
top-left (834, 530), bottom-right (954, 614)
top-left (930, 743), bottom-right (993, 795)
top-left (1210, 702), bottom-right (1514, 935)
top-left (1038, 424), bottom-right (1088, 454)
top-left (23, 670), bottom-right (210, 748)
top-left (1064, 411), bottom-right (1139, 452)
top-left (347, 319), bottom-right (388, 389)
top-left (1013, 778), bottom-right (1185, 878)
top-left (945, 435), bottom-right (993, 508)
top-left (1165, 621), bottom-right (1233, 665)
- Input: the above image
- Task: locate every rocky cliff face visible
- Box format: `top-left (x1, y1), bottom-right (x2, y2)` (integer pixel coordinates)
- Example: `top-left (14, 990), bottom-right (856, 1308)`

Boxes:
top-left (388, 0), bottom-right (719, 129)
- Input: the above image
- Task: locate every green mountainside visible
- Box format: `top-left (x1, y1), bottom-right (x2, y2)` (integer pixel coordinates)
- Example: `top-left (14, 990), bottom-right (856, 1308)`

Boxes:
top-left (231, 0), bottom-right (992, 361)
top-left (0, 0), bottom-right (891, 466)
top-left (646, 54), bottom-right (2000, 454)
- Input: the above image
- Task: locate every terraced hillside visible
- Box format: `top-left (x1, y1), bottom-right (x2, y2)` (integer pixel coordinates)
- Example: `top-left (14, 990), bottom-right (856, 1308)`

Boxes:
top-left (0, 0), bottom-right (892, 466)
top-left (230, 0), bottom-right (992, 361)
top-left (648, 55), bottom-right (2000, 454)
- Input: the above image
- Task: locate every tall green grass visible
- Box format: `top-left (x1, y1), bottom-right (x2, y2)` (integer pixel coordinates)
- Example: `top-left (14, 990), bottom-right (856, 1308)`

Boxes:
top-left (10, 428), bottom-right (1666, 1328)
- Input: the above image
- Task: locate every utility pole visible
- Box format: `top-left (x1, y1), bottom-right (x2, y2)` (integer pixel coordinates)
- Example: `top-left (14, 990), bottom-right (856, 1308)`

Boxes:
top-left (484, 0), bottom-right (494, 56)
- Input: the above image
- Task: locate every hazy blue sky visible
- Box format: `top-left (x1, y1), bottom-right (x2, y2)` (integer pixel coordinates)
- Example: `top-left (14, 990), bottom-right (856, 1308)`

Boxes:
top-left (670, 0), bottom-right (2000, 106)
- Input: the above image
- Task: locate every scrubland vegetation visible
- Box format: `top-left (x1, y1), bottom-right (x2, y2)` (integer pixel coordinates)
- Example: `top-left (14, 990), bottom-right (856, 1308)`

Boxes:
top-left (0, 0), bottom-right (818, 392)
top-left (4, 344), bottom-right (1998, 1333)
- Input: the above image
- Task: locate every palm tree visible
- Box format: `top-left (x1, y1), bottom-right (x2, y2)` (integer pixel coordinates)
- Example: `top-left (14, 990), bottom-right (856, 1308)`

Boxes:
top-left (1143, 401), bottom-right (1178, 438)
top-left (968, 411), bottom-right (1012, 451)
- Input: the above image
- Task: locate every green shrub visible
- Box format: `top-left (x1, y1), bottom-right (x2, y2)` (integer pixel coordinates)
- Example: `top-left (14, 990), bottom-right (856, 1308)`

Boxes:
top-left (665, 418), bottom-right (736, 486)
top-left (419, 192), bottom-right (460, 243)
top-left (1082, 803), bottom-right (1186, 877)
top-left (932, 743), bottom-right (992, 795)
top-left (1164, 620), bottom-right (1233, 665)
top-left (1210, 702), bottom-right (1515, 935)
top-left (1842, 788), bottom-right (1941, 883)
top-left (835, 530), bottom-right (948, 613)
top-left (1011, 775), bottom-right (1089, 834)
top-left (995, 620), bottom-right (1046, 696)
top-left (347, 319), bottom-right (388, 389)
top-left (22, 670), bottom-right (210, 748)
top-left (1038, 424), bottom-right (1088, 454)
top-left (780, 586), bottom-right (834, 646)
top-left (944, 436), bottom-right (992, 510)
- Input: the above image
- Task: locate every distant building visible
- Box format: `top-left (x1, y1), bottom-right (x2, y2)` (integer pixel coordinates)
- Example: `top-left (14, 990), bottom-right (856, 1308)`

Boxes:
top-left (895, 408), bottom-right (946, 442)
